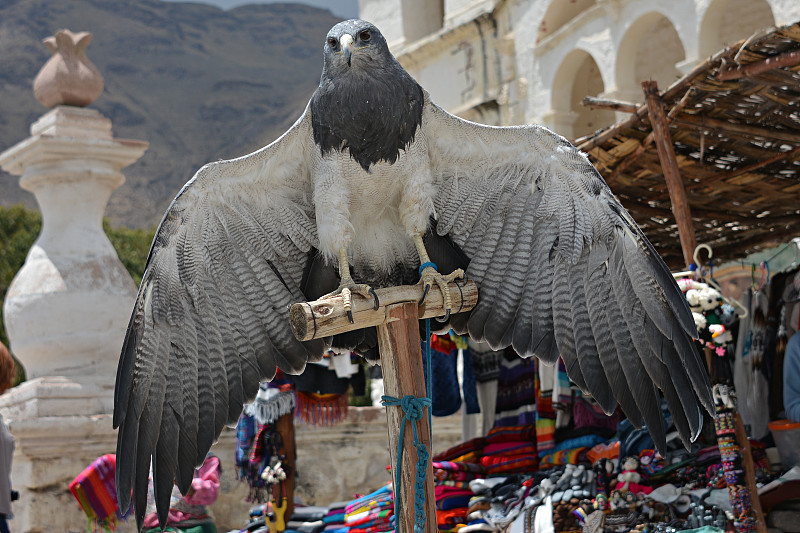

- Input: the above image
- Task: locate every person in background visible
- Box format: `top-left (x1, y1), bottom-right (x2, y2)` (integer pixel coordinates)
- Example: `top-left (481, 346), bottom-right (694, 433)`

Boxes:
top-left (784, 331), bottom-right (800, 422)
top-left (0, 343), bottom-right (16, 533)
top-left (142, 453), bottom-right (221, 533)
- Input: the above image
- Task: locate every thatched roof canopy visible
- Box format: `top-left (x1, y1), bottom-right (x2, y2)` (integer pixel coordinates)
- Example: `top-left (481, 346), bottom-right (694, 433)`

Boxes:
top-left (576, 22), bottom-right (800, 269)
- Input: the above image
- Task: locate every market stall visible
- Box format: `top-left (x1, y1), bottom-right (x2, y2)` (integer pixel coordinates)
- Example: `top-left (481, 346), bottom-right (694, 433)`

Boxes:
top-left (225, 21), bottom-right (800, 533)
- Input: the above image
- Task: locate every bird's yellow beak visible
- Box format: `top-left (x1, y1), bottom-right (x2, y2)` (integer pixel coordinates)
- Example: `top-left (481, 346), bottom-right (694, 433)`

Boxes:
top-left (340, 34), bottom-right (354, 66)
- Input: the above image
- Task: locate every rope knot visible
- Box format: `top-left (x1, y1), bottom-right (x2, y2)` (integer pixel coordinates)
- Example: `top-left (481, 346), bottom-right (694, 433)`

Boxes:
top-left (400, 395), bottom-right (427, 421)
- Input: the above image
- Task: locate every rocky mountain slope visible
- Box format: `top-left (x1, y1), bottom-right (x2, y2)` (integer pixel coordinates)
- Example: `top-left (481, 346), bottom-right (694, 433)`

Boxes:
top-left (0, 0), bottom-right (340, 227)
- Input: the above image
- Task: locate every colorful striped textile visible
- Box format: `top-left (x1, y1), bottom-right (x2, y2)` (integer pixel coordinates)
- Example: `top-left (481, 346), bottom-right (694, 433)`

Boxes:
top-left (69, 454), bottom-right (123, 531)
top-left (344, 485), bottom-right (391, 515)
top-left (433, 469), bottom-right (481, 482)
top-left (431, 436), bottom-right (485, 462)
top-left (485, 425), bottom-right (536, 444)
top-left (481, 442), bottom-right (537, 457)
top-left (436, 507), bottom-right (469, 528)
top-left (484, 455), bottom-right (539, 475)
top-left (538, 447), bottom-right (590, 467)
top-left (431, 461), bottom-right (485, 474)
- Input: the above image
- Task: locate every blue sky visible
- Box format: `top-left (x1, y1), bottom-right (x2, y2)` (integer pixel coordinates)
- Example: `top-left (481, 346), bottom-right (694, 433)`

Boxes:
top-left (162, 0), bottom-right (359, 19)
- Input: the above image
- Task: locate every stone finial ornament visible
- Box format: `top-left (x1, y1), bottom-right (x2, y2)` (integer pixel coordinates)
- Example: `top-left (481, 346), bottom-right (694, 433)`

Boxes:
top-left (33, 29), bottom-right (104, 108)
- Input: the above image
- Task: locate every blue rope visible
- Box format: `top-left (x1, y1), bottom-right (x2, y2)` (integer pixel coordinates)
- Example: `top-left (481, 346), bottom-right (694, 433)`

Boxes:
top-left (381, 395), bottom-right (431, 533)
top-left (380, 319), bottom-right (434, 533)
top-left (418, 261), bottom-right (438, 275)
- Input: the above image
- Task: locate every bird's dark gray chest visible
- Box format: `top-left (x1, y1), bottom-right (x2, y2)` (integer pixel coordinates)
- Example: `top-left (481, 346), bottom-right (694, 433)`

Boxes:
top-left (310, 68), bottom-right (424, 172)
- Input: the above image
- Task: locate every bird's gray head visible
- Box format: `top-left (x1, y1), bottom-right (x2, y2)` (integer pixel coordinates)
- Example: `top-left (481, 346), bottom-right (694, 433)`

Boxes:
top-left (311, 19), bottom-right (424, 171)
top-left (322, 19), bottom-right (391, 73)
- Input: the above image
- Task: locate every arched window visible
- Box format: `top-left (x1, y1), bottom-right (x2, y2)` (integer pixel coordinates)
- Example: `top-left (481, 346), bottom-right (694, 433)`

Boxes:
top-left (699, 0), bottom-right (774, 58)
top-left (536, 0), bottom-right (597, 44)
top-left (551, 49), bottom-right (614, 140)
top-left (401, 0), bottom-right (444, 42)
top-left (616, 13), bottom-right (686, 102)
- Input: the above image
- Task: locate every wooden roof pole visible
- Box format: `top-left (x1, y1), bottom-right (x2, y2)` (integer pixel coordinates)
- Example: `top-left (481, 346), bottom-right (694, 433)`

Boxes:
top-left (642, 80), bottom-right (698, 268)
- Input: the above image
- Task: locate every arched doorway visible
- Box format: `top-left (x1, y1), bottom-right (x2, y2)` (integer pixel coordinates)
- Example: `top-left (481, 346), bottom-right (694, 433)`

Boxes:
top-left (616, 13), bottom-right (686, 102)
top-left (699, 0), bottom-right (774, 58)
top-left (551, 49), bottom-right (614, 140)
top-left (536, 0), bottom-right (597, 44)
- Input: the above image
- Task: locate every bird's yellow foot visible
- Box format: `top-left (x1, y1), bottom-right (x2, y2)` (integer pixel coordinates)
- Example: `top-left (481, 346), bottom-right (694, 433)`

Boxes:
top-left (319, 278), bottom-right (379, 324)
top-left (418, 263), bottom-right (465, 321)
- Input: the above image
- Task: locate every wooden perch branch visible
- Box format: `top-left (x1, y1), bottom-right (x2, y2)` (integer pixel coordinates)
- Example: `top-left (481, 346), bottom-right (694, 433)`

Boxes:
top-left (290, 280), bottom-right (478, 341)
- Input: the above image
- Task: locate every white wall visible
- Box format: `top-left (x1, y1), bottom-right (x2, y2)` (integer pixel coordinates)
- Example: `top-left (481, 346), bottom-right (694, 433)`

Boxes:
top-left (364, 0), bottom-right (799, 139)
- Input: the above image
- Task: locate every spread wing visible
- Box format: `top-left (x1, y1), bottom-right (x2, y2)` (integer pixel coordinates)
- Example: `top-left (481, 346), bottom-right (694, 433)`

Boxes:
top-left (113, 104), bottom-right (325, 528)
top-left (424, 97), bottom-right (713, 451)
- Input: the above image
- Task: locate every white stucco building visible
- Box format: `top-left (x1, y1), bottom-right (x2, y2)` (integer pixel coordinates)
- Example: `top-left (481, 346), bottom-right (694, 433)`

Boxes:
top-left (359, 0), bottom-right (800, 140)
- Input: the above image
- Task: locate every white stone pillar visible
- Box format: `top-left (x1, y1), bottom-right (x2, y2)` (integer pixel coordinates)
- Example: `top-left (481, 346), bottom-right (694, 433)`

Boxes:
top-left (0, 106), bottom-right (147, 395)
top-left (0, 29), bottom-right (147, 532)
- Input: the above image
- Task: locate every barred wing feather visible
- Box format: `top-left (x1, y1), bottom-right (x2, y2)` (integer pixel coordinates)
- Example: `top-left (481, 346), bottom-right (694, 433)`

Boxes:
top-left (424, 98), bottom-right (712, 452)
top-left (113, 105), bottom-right (325, 528)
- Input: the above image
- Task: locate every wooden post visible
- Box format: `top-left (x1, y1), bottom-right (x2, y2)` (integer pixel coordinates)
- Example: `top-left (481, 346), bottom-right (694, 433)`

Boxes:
top-left (378, 302), bottom-right (436, 533)
top-left (734, 413), bottom-right (768, 533)
top-left (290, 280), bottom-right (478, 533)
top-left (274, 411), bottom-right (296, 522)
top-left (642, 80), bottom-right (698, 268)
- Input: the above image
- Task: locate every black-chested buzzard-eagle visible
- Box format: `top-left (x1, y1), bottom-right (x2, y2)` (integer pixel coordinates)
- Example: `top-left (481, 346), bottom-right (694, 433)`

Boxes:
top-left (114, 18), bottom-right (712, 528)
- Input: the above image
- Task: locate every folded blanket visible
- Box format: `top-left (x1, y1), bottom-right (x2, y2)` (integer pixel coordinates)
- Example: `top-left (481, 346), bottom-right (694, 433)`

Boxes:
top-left (481, 452), bottom-right (536, 467)
top-left (345, 486), bottom-right (393, 517)
top-left (480, 448), bottom-right (537, 466)
top-left (293, 506), bottom-right (329, 522)
top-left (348, 524), bottom-right (394, 533)
top-left (436, 494), bottom-right (473, 511)
top-left (435, 480), bottom-right (472, 489)
top-left (539, 434), bottom-right (606, 457)
top-left (323, 512), bottom-right (345, 524)
top-left (484, 456), bottom-right (539, 475)
top-left (433, 437), bottom-right (486, 462)
top-left (345, 485), bottom-right (391, 514)
top-left (285, 520), bottom-right (326, 533)
top-left (539, 447), bottom-right (589, 467)
top-left (346, 510), bottom-right (392, 527)
top-left (432, 461), bottom-right (485, 474)
top-left (482, 441), bottom-right (537, 456)
top-left (434, 485), bottom-right (474, 498)
top-left (486, 425), bottom-right (536, 443)
top-left (433, 469), bottom-right (481, 482)
top-left (69, 454), bottom-right (123, 532)
top-left (436, 508), bottom-right (469, 527)
top-left (450, 451), bottom-right (480, 464)
top-left (345, 497), bottom-right (392, 519)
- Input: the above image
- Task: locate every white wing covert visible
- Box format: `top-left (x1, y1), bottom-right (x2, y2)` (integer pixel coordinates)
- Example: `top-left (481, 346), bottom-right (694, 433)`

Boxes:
top-left (424, 99), bottom-right (713, 452)
top-left (113, 105), bottom-right (325, 527)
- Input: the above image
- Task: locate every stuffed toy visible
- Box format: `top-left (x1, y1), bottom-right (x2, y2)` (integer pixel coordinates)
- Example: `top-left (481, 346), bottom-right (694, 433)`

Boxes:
top-left (614, 456), bottom-right (653, 495)
top-left (593, 458), bottom-right (615, 495)
top-left (688, 284), bottom-right (722, 313)
top-left (678, 278), bottom-right (736, 352)
top-left (716, 303), bottom-right (737, 326)
top-left (593, 492), bottom-right (609, 512)
top-left (693, 312), bottom-right (707, 332)
top-left (608, 490), bottom-right (626, 511)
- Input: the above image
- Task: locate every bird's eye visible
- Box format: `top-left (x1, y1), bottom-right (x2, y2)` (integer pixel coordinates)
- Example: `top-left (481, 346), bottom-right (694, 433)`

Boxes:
top-left (359, 30), bottom-right (371, 42)
top-left (328, 37), bottom-right (338, 48)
